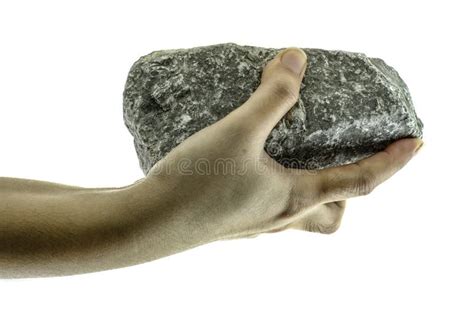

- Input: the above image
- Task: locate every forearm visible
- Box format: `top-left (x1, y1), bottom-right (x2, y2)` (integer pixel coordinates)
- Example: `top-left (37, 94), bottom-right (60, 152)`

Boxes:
top-left (0, 177), bottom-right (208, 278)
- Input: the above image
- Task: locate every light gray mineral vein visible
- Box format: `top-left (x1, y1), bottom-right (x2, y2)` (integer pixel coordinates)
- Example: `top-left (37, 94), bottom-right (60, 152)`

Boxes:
top-left (123, 43), bottom-right (423, 175)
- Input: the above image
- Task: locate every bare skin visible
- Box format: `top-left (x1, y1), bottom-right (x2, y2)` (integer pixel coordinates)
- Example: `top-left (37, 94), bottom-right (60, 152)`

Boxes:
top-left (0, 48), bottom-right (422, 278)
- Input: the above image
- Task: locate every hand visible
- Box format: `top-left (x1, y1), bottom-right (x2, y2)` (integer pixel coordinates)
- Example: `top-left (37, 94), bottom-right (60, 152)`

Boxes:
top-left (0, 47), bottom-right (422, 278)
top-left (140, 47), bottom-right (423, 241)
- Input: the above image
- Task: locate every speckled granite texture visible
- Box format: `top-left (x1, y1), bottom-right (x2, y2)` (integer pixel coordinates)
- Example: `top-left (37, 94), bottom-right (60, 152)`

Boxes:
top-left (123, 43), bottom-right (423, 175)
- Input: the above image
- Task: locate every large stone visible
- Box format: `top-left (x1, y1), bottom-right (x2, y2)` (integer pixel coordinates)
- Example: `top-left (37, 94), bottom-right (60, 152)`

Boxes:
top-left (123, 43), bottom-right (423, 175)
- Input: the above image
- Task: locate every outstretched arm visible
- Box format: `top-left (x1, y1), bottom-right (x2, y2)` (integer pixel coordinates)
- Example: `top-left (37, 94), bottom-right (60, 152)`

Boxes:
top-left (0, 48), bottom-right (422, 278)
top-left (0, 177), bottom-right (198, 278)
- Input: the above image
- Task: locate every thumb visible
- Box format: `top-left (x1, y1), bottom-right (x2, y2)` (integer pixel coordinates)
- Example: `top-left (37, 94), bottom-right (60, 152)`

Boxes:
top-left (228, 47), bottom-right (308, 143)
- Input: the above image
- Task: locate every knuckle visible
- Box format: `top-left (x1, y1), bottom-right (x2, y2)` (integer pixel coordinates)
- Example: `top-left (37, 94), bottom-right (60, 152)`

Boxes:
top-left (304, 221), bottom-right (321, 233)
top-left (305, 220), bottom-right (341, 234)
top-left (320, 222), bottom-right (341, 234)
top-left (354, 170), bottom-right (376, 196)
top-left (322, 217), bottom-right (342, 234)
top-left (269, 79), bottom-right (299, 104)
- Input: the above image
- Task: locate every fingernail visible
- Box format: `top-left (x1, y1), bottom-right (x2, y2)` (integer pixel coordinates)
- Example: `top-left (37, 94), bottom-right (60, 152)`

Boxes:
top-left (414, 139), bottom-right (424, 154)
top-left (280, 48), bottom-right (307, 75)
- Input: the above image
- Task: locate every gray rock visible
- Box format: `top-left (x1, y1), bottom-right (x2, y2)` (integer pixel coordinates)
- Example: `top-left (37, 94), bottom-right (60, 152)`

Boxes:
top-left (123, 43), bottom-right (423, 175)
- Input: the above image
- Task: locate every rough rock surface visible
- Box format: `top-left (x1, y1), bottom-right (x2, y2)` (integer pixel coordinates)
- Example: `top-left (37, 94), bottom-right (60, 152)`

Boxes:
top-left (123, 43), bottom-right (423, 175)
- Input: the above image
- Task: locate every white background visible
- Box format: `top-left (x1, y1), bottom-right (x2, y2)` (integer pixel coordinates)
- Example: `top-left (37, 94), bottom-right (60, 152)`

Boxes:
top-left (0, 0), bottom-right (473, 315)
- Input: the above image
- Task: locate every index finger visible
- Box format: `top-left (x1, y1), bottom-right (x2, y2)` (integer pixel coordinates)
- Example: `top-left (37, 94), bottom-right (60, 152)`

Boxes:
top-left (315, 138), bottom-right (423, 203)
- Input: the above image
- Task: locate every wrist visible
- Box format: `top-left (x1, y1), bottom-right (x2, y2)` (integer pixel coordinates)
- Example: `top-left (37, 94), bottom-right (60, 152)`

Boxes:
top-left (117, 176), bottom-right (221, 255)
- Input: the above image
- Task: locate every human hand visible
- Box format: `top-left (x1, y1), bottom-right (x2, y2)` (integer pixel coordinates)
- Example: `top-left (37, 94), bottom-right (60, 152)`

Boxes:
top-left (0, 47), bottom-right (422, 278)
top-left (138, 47), bottom-right (423, 242)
